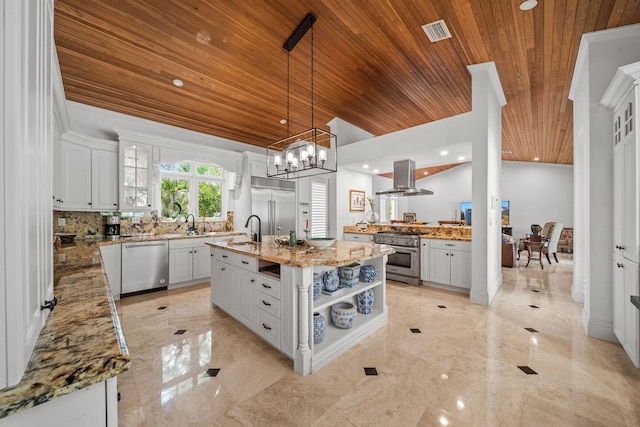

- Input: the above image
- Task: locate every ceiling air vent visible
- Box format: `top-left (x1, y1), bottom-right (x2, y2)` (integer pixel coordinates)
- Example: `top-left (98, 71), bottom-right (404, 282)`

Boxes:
top-left (421, 19), bottom-right (452, 43)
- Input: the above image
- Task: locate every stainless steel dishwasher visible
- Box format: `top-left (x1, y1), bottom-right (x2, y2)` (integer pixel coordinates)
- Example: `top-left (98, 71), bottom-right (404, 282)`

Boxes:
top-left (121, 240), bottom-right (169, 295)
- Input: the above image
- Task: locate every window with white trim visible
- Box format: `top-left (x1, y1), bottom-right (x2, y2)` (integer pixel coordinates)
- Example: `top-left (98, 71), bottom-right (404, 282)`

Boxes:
top-left (378, 196), bottom-right (398, 223)
top-left (159, 162), bottom-right (226, 219)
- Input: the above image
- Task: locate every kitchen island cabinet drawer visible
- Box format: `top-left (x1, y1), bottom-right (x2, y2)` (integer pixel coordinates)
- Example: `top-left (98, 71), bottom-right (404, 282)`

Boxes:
top-left (215, 250), bottom-right (258, 271)
top-left (254, 309), bottom-right (281, 349)
top-left (254, 291), bottom-right (281, 319)
top-left (254, 274), bottom-right (281, 299)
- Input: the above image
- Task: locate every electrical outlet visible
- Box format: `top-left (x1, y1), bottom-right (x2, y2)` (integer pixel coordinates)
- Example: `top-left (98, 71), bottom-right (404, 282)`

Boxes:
top-left (58, 218), bottom-right (65, 226)
top-left (131, 216), bottom-right (141, 224)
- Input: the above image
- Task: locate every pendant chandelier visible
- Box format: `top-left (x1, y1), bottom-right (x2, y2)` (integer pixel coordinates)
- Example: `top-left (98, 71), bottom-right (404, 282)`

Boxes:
top-left (266, 13), bottom-right (337, 179)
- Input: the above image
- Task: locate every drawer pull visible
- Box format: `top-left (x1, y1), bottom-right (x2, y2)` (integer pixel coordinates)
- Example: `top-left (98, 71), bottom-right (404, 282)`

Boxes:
top-left (262, 323), bottom-right (272, 330)
top-left (242, 260), bottom-right (249, 265)
top-left (262, 283), bottom-right (272, 289)
top-left (251, 279), bottom-right (255, 283)
top-left (262, 300), bottom-right (272, 306)
top-left (222, 255), bottom-right (228, 258)
top-left (445, 243), bottom-right (455, 246)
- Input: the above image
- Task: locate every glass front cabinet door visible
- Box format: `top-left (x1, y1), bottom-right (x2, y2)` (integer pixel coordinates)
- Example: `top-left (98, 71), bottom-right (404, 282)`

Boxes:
top-left (119, 142), bottom-right (153, 210)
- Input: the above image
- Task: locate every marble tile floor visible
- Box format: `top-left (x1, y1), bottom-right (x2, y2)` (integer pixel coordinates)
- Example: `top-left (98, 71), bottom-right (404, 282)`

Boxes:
top-left (116, 253), bottom-right (640, 426)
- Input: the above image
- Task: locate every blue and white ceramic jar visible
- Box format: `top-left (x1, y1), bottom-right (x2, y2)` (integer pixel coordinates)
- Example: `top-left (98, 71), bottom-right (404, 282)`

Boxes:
top-left (313, 312), bottom-right (326, 344)
top-left (359, 265), bottom-right (377, 283)
top-left (357, 289), bottom-right (374, 315)
top-left (322, 270), bottom-right (339, 292)
top-left (313, 273), bottom-right (322, 300)
top-left (331, 301), bottom-right (357, 329)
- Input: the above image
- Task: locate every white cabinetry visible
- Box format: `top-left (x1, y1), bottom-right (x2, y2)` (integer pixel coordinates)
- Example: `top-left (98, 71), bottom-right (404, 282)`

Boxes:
top-left (420, 239), bottom-right (430, 281)
top-left (602, 62), bottom-right (640, 367)
top-left (210, 247), bottom-right (291, 356)
top-left (343, 233), bottom-right (373, 243)
top-left (0, 378), bottom-right (117, 427)
top-left (99, 244), bottom-right (121, 300)
top-left (425, 239), bottom-right (472, 290)
top-left (91, 149), bottom-right (119, 210)
top-left (1, 0), bottom-right (55, 389)
top-left (118, 141), bottom-right (152, 211)
top-left (169, 238), bottom-right (213, 285)
top-left (54, 134), bottom-right (118, 211)
top-left (59, 140), bottom-right (92, 210)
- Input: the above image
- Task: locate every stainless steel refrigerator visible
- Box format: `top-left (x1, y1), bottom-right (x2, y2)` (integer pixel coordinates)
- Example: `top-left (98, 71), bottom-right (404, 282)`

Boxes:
top-left (250, 176), bottom-right (296, 237)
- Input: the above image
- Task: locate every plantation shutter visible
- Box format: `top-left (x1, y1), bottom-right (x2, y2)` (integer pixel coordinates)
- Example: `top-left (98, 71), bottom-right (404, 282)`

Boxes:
top-left (310, 179), bottom-right (328, 238)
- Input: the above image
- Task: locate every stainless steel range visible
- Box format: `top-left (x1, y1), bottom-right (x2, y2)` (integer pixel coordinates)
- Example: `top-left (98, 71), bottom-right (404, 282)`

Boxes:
top-left (373, 231), bottom-right (420, 285)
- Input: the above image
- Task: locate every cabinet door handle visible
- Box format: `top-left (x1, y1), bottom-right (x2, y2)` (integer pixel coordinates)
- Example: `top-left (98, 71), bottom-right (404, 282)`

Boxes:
top-left (222, 255), bottom-right (228, 258)
top-left (221, 268), bottom-right (225, 271)
top-left (617, 263), bottom-right (624, 268)
top-left (262, 283), bottom-right (272, 289)
top-left (88, 202), bottom-right (92, 205)
top-left (193, 250), bottom-right (197, 253)
top-left (262, 300), bottom-right (272, 306)
top-left (113, 203), bottom-right (117, 206)
top-left (451, 253), bottom-right (454, 256)
top-left (251, 279), bottom-right (255, 283)
top-left (262, 323), bottom-right (272, 330)
top-left (242, 260), bottom-right (249, 265)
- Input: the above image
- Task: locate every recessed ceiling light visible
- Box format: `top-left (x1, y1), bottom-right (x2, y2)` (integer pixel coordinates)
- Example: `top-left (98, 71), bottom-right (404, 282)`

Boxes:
top-left (534, 157), bottom-right (540, 161)
top-left (440, 150), bottom-right (448, 156)
top-left (363, 164), bottom-right (369, 169)
top-left (502, 150), bottom-right (512, 154)
top-left (519, 0), bottom-right (538, 10)
top-left (373, 169), bottom-right (379, 173)
top-left (279, 119), bottom-right (287, 124)
top-left (457, 156), bottom-right (465, 161)
top-left (172, 79), bottom-right (184, 87)
top-left (423, 171), bottom-right (429, 175)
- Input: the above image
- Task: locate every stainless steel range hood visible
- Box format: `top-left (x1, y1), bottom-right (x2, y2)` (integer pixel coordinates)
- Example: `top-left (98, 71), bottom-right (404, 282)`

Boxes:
top-left (376, 159), bottom-right (434, 196)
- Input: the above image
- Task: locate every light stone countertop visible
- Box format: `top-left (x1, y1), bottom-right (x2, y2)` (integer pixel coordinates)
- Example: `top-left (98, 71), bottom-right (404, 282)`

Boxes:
top-left (0, 230), bottom-right (245, 419)
top-left (207, 235), bottom-right (395, 268)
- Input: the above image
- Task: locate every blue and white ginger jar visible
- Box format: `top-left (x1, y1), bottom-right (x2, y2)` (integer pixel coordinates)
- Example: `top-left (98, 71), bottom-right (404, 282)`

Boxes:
top-left (357, 289), bottom-right (374, 315)
top-left (313, 312), bottom-right (326, 344)
top-left (322, 270), bottom-right (339, 292)
top-left (331, 302), bottom-right (357, 329)
top-left (359, 265), bottom-right (377, 283)
top-left (313, 273), bottom-right (322, 300)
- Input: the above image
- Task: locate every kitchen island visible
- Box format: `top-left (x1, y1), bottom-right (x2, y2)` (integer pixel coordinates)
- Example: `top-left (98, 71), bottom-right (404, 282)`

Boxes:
top-left (206, 236), bottom-right (394, 375)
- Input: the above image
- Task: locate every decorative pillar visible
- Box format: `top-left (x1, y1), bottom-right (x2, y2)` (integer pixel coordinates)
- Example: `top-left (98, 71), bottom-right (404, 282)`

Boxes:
top-left (294, 268), bottom-right (312, 375)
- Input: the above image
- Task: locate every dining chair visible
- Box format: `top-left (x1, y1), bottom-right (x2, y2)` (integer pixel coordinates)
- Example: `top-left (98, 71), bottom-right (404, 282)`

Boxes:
top-left (542, 222), bottom-right (563, 263)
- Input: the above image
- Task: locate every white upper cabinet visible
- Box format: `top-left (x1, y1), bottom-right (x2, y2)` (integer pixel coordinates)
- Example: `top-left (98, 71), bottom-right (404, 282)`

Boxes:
top-left (59, 140), bottom-right (92, 210)
top-left (54, 133), bottom-right (119, 211)
top-left (119, 142), bottom-right (152, 211)
top-left (91, 149), bottom-right (118, 210)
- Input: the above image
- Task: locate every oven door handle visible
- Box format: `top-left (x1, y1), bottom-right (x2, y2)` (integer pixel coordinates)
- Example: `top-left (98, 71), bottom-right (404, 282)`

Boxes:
top-left (393, 247), bottom-right (420, 254)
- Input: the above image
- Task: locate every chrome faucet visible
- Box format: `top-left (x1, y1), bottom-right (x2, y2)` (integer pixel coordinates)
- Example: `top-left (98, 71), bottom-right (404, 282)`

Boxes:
top-left (244, 215), bottom-right (262, 243)
top-left (185, 214), bottom-right (196, 234)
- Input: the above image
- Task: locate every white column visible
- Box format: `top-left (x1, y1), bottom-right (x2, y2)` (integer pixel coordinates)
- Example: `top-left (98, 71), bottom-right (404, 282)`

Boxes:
top-left (294, 267), bottom-right (312, 375)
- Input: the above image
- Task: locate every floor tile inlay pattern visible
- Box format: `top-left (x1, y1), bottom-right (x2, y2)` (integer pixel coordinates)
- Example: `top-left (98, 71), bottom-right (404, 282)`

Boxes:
top-left (116, 254), bottom-right (640, 426)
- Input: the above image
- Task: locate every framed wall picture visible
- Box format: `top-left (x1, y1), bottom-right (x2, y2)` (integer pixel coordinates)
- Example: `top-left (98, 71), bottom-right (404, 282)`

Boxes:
top-left (403, 212), bottom-right (416, 223)
top-left (349, 190), bottom-right (365, 211)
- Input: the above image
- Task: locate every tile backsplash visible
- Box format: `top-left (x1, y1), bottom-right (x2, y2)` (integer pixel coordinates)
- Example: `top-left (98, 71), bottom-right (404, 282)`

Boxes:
top-left (53, 211), bottom-right (234, 239)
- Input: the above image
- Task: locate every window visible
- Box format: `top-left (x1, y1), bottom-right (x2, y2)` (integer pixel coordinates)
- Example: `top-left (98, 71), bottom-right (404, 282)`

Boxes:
top-left (310, 179), bottom-right (328, 238)
top-left (379, 196), bottom-right (398, 223)
top-left (159, 162), bottom-right (225, 219)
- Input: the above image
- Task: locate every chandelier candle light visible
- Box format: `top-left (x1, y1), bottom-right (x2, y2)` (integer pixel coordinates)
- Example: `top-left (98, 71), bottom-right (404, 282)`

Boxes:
top-left (267, 13), bottom-right (337, 179)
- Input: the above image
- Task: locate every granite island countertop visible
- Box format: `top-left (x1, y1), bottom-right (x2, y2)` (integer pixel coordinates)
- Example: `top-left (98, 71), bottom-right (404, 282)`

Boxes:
top-left (207, 235), bottom-right (395, 268)
top-left (343, 224), bottom-right (472, 241)
top-left (0, 230), bottom-right (244, 419)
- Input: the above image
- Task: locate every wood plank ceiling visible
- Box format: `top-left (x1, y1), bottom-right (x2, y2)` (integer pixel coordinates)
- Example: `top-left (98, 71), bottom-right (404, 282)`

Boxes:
top-left (54, 0), bottom-right (640, 175)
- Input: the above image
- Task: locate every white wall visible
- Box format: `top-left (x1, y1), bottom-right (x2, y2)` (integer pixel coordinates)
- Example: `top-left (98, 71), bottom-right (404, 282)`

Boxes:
top-left (501, 162), bottom-right (574, 238)
top-left (408, 163), bottom-right (472, 223)
top-left (407, 161), bottom-right (574, 239)
top-left (336, 167), bottom-right (373, 238)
